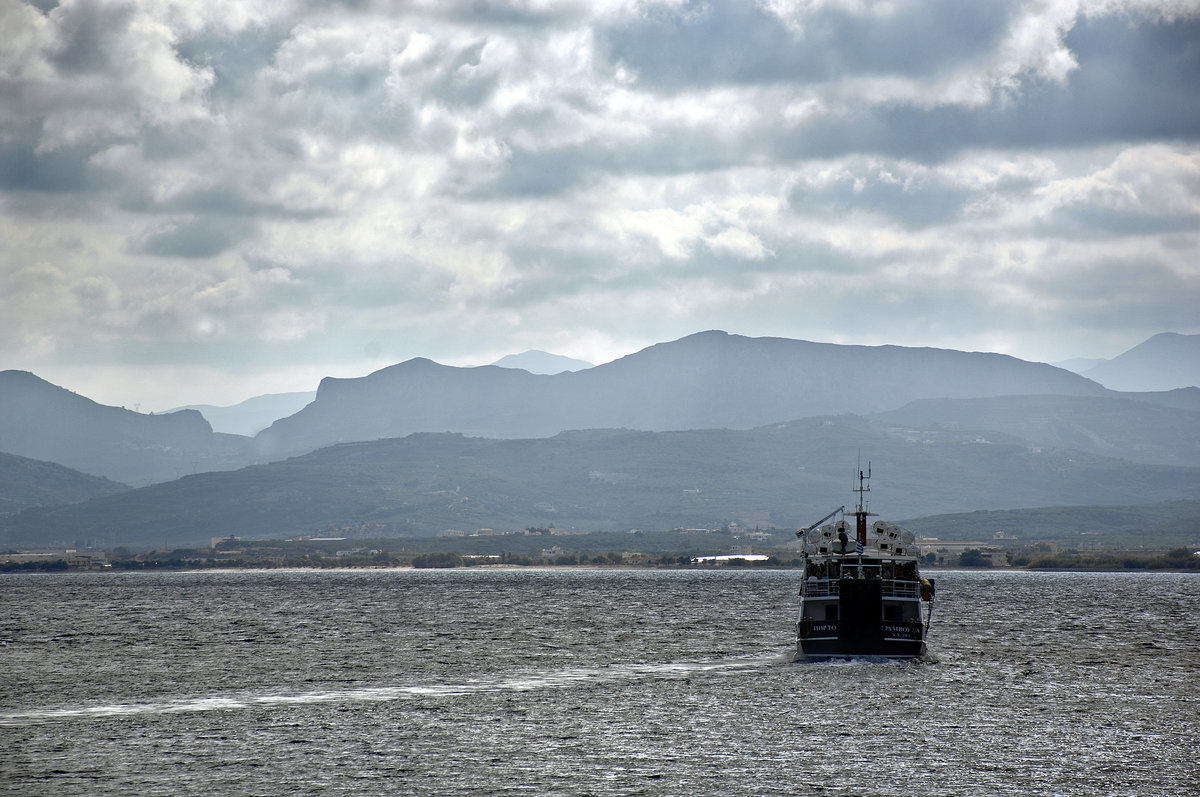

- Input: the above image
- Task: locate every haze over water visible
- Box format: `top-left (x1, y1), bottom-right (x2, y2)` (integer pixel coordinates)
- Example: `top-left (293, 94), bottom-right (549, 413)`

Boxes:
top-left (3, 569), bottom-right (1196, 795)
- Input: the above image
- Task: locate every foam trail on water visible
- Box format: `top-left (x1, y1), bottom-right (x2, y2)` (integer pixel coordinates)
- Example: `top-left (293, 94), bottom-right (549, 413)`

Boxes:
top-left (0, 653), bottom-right (781, 726)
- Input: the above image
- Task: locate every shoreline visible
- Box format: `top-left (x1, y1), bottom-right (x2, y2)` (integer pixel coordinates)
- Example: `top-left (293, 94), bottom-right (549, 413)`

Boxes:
top-left (4, 562), bottom-right (1198, 575)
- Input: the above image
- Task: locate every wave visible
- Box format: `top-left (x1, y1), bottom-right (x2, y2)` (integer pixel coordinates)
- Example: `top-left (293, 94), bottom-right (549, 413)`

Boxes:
top-left (0, 652), bottom-right (783, 726)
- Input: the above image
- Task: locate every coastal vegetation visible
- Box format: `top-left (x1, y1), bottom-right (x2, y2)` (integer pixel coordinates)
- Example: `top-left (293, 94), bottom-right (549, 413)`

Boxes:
top-left (5, 534), bottom-right (1196, 573)
top-left (1014, 546), bottom-right (1200, 571)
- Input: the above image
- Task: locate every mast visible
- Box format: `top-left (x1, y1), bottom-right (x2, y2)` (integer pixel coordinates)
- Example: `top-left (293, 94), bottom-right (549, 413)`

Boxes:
top-left (853, 464), bottom-right (871, 557)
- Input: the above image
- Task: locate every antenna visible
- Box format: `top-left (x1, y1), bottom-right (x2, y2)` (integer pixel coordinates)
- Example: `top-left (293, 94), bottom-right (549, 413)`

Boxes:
top-left (851, 461), bottom-right (873, 570)
top-left (853, 461), bottom-right (871, 513)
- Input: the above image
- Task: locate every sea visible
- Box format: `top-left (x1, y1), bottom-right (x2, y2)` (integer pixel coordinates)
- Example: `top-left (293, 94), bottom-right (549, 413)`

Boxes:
top-left (2, 568), bottom-right (1197, 796)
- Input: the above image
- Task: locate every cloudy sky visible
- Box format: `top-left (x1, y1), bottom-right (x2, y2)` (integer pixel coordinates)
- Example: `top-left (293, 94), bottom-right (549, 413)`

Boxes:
top-left (2, 0), bottom-right (1198, 409)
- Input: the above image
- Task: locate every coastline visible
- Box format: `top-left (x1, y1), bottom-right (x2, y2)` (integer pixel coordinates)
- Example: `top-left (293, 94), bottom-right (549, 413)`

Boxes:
top-left (4, 561), bottom-right (1198, 575)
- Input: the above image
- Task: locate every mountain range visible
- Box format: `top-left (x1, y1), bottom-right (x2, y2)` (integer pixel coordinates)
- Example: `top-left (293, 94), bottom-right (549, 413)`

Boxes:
top-left (251, 331), bottom-right (1113, 459)
top-left (154, 335), bottom-right (1199, 440)
top-left (5, 330), bottom-right (1144, 484)
top-left (2, 330), bottom-right (1199, 550)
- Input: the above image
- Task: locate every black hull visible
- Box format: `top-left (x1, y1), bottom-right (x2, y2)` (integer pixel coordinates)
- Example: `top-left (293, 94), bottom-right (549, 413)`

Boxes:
top-left (795, 636), bottom-right (926, 661)
top-left (796, 577), bottom-right (927, 660)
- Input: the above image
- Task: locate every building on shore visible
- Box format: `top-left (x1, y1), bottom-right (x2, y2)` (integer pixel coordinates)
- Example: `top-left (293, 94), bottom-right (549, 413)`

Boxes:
top-left (1, 550), bottom-right (109, 569)
top-left (917, 538), bottom-right (1009, 567)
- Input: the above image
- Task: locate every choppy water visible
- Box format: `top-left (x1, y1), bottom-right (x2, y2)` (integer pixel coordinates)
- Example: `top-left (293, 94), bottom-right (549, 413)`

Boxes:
top-left (2, 569), bottom-right (1197, 796)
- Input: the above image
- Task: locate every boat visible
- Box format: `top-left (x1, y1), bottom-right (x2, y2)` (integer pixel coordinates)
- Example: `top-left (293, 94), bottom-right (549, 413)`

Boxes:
top-left (794, 466), bottom-right (935, 660)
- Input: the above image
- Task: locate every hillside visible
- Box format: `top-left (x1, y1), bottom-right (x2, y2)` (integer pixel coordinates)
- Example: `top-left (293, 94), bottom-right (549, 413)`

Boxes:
top-left (874, 395), bottom-right (1200, 466)
top-left (254, 331), bottom-right (1110, 458)
top-left (905, 501), bottom-right (1200, 548)
top-left (0, 370), bottom-right (253, 485)
top-left (6, 416), bottom-right (1199, 550)
top-left (0, 451), bottom-right (129, 516)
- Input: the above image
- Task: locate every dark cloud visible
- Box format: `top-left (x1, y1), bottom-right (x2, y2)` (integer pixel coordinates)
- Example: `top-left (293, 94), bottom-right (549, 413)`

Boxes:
top-left (116, 177), bottom-right (331, 222)
top-left (775, 15), bottom-right (1200, 163)
top-left (786, 168), bottom-right (975, 229)
top-left (598, 0), bottom-right (1012, 88)
top-left (1044, 15), bottom-right (1200, 143)
top-left (128, 216), bottom-right (255, 259)
top-left (174, 27), bottom-right (292, 108)
top-left (428, 0), bottom-right (584, 27)
top-left (1039, 204), bottom-right (1200, 238)
top-left (463, 145), bottom-right (587, 197)
top-left (399, 36), bottom-right (500, 111)
top-left (48, 0), bottom-right (136, 75)
top-left (0, 130), bottom-right (90, 192)
top-left (448, 10), bottom-right (1200, 201)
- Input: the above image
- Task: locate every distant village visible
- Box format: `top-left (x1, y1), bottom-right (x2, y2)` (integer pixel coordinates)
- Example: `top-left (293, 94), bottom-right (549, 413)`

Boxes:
top-left (4, 525), bottom-right (1196, 572)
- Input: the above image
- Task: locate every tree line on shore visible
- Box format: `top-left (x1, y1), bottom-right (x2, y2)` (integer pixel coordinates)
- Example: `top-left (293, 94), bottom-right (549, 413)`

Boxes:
top-left (3, 545), bottom-right (1196, 572)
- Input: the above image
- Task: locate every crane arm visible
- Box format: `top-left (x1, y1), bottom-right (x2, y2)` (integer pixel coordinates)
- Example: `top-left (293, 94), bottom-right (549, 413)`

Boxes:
top-left (796, 505), bottom-right (845, 537)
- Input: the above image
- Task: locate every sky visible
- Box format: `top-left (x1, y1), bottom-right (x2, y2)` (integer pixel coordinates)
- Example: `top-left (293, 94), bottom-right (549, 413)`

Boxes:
top-left (2, 0), bottom-right (1199, 410)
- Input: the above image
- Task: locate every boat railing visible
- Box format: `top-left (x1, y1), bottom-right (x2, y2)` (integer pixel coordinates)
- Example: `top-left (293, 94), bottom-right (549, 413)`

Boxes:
top-left (801, 578), bottom-right (840, 597)
top-left (802, 577), bottom-right (920, 599)
top-left (883, 579), bottom-right (920, 599)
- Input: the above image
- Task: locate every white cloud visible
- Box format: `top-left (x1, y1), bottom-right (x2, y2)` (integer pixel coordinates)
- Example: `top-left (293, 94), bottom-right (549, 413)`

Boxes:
top-left (1035, 145), bottom-right (1200, 225)
top-left (0, 0), bottom-right (56, 82)
top-left (1, 0), bottom-right (1197, 406)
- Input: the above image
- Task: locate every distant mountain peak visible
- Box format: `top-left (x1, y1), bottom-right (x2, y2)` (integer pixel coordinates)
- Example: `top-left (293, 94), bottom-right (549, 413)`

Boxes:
top-left (1082, 332), bottom-right (1200, 391)
top-left (1116, 331), bottom-right (1196, 356)
top-left (491, 350), bottom-right (593, 374)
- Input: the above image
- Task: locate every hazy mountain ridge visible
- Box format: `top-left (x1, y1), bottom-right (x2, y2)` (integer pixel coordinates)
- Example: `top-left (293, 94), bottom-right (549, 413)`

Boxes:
top-left (254, 331), bottom-right (1111, 458)
top-left (0, 370), bottom-right (251, 485)
top-left (6, 416), bottom-right (1199, 550)
top-left (2, 332), bottom-right (1193, 502)
top-left (491, 350), bottom-right (594, 374)
top-left (166, 391), bottom-right (316, 437)
top-left (1058, 332), bottom-right (1200, 391)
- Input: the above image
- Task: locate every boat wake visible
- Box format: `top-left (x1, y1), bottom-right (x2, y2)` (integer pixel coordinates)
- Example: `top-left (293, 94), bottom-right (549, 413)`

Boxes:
top-left (1, 652), bottom-right (784, 726)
